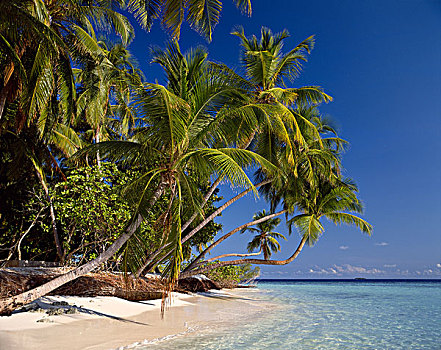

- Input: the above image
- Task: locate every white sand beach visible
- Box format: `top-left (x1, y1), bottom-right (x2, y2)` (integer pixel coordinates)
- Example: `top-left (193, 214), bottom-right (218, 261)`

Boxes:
top-left (0, 289), bottom-right (267, 350)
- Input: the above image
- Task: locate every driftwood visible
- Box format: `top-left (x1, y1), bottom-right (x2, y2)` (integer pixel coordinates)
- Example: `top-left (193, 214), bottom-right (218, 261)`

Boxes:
top-left (0, 268), bottom-right (221, 303)
top-left (3, 260), bottom-right (61, 268)
top-left (0, 268), bottom-right (165, 301)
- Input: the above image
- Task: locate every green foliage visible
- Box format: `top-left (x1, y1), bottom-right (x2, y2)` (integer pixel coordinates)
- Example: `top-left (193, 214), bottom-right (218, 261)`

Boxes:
top-left (49, 164), bottom-right (133, 263)
top-left (206, 263), bottom-right (260, 285)
top-left (1, 164), bottom-right (149, 264)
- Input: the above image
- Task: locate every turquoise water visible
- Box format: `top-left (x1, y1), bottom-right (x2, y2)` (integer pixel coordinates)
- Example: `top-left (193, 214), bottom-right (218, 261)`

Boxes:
top-left (138, 280), bottom-right (441, 349)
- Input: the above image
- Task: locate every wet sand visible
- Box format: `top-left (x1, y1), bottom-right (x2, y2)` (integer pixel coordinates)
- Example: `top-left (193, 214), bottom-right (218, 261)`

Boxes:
top-left (0, 289), bottom-right (267, 350)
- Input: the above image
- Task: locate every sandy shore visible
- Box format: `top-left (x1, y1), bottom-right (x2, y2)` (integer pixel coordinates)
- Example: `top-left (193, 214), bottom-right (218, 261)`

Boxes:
top-left (0, 288), bottom-right (267, 350)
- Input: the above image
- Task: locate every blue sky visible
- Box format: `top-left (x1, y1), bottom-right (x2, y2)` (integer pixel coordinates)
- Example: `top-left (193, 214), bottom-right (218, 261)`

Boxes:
top-left (128, 0), bottom-right (441, 278)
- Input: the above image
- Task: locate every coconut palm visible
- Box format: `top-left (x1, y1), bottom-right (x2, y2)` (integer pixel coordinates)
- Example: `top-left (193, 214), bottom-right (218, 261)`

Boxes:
top-left (173, 27), bottom-right (334, 250)
top-left (181, 175), bottom-right (371, 277)
top-left (182, 105), bottom-right (346, 274)
top-left (227, 27), bottom-right (332, 166)
top-left (75, 37), bottom-right (142, 167)
top-left (288, 178), bottom-right (372, 246)
top-left (181, 106), bottom-right (371, 277)
top-left (242, 210), bottom-right (286, 260)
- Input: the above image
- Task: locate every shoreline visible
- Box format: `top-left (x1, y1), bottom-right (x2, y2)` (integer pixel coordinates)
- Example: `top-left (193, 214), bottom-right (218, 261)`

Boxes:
top-left (0, 288), bottom-right (270, 350)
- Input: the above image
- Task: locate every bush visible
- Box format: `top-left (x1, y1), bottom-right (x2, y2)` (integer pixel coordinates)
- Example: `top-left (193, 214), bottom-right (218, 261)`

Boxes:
top-left (206, 264), bottom-right (260, 288)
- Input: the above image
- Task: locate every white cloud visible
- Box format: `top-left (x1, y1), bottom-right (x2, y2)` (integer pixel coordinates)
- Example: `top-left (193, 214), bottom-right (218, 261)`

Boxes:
top-left (422, 269), bottom-right (441, 276)
top-left (436, 263), bottom-right (441, 268)
top-left (339, 245), bottom-right (349, 250)
top-left (305, 264), bottom-right (386, 276)
top-left (375, 242), bottom-right (389, 246)
top-left (332, 264), bottom-right (385, 275)
top-left (384, 264), bottom-right (397, 268)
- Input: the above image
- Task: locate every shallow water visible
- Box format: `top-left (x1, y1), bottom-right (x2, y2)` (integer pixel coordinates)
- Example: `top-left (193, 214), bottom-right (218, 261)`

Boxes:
top-left (135, 280), bottom-right (441, 349)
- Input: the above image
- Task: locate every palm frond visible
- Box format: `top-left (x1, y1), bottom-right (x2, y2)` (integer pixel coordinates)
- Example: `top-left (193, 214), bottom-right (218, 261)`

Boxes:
top-left (324, 212), bottom-right (372, 235)
top-left (187, 0), bottom-right (222, 42)
top-left (289, 214), bottom-right (324, 246)
top-left (233, 0), bottom-right (252, 16)
top-left (126, 0), bottom-right (161, 31)
top-left (162, 0), bottom-right (186, 40)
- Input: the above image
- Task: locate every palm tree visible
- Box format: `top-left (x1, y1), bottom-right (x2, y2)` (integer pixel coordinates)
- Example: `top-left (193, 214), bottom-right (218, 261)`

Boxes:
top-left (174, 27), bottom-right (334, 251)
top-left (181, 176), bottom-right (371, 277)
top-left (288, 178), bottom-right (371, 246)
top-left (0, 0), bottom-right (134, 262)
top-left (183, 107), bottom-right (344, 274)
top-left (181, 107), bottom-right (371, 277)
top-left (229, 27), bottom-right (332, 165)
top-left (242, 210), bottom-right (286, 260)
top-left (75, 37), bottom-right (142, 167)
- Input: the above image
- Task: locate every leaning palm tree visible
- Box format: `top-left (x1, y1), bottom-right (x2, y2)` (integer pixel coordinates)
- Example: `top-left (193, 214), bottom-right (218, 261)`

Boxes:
top-left (181, 176), bottom-right (372, 277)
top-left (242, 210), bottom-right (286, 260)
top-left (171, 27), bottom-right (334, 251)
top-left (182, 106), bottom-right (345, 273)
top-left (181, 107), bottom-right (371, 276)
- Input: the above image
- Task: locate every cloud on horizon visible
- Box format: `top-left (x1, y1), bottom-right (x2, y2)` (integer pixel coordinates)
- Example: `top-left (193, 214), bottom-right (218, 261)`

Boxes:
top-left (307, 264), bottom-right (386, 276)
top-left (261, 263), bottom-right (441, 278)
top-left (375, 242), bottom-right (389, 246)
top-left (339, 246), bottom-right (349, 250)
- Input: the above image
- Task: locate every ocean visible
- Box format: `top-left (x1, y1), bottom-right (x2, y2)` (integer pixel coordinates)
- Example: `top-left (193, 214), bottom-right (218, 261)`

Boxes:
top-left (136, 280), bottom-right (441, 349)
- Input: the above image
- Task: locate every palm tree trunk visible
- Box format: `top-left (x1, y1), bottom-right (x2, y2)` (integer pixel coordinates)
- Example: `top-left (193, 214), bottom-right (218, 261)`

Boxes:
top-left (180, 176), bottom-right (223, 233)
top-left (17, 209), bottom-right (45, 260)
top-left (0, 184), bottom-right (166, 316)
top-left (95, 128), bottom-right (101, 170)
top-left (181, 179), bottom-right (272, 245)
top-left (180, 236), bottom-right (308, 278)
top-left (138, 180), bottom-right (273, 276)
top-left (184, 208), bottom-right (287, 273)
top-left (0, 90), bottom-right (7, 121)
top-left (205, 250), bottom-right (262, 262)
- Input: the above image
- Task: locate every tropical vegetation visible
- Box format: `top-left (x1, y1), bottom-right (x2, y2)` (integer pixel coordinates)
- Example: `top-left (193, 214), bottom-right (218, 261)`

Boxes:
top-left (0, 0), bottom-right (371, 315)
